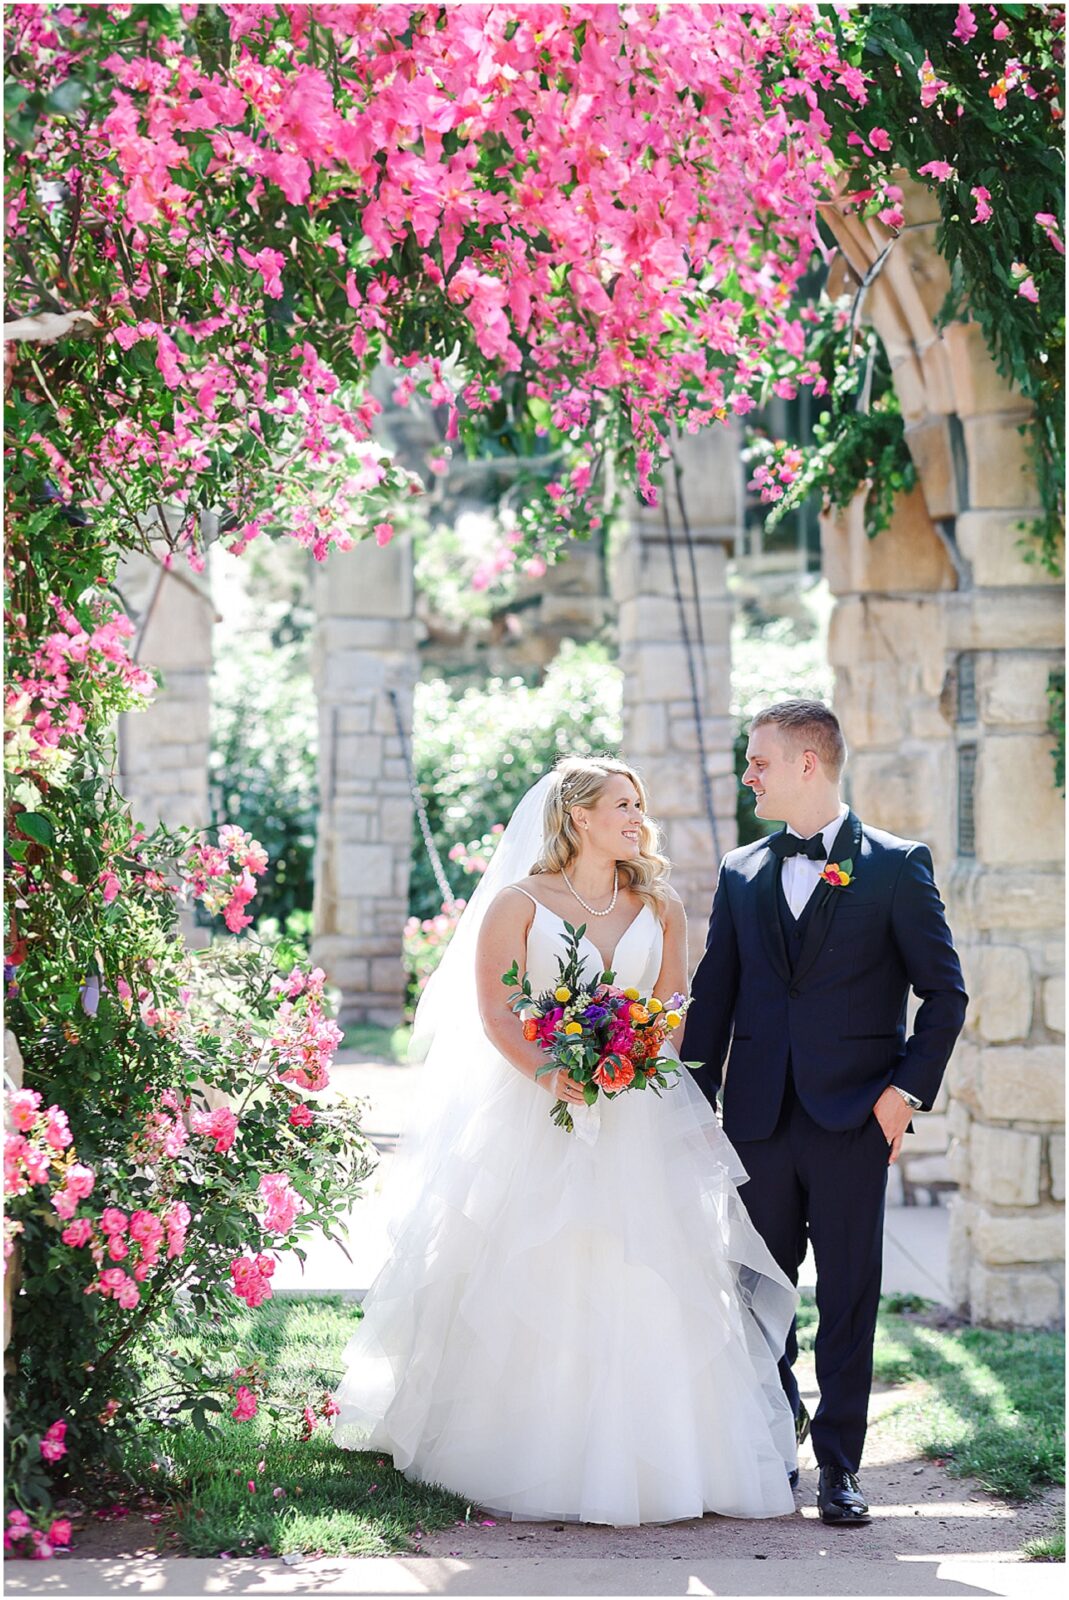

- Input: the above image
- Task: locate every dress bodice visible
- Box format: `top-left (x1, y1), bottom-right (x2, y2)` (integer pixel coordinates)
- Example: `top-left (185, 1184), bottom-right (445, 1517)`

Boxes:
top-left (520, 895), bottom-right (664, 997)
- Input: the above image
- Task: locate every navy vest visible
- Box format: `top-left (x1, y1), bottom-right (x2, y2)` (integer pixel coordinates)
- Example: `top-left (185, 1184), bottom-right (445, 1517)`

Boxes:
top-left (776, 865), bottom-right (821, 966)
top-left (776, 868), bottom-right (820, 1096)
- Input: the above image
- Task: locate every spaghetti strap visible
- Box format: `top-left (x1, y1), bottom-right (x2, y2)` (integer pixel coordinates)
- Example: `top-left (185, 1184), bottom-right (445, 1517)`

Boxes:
top-left (506, 885), bottom-right (539, 908)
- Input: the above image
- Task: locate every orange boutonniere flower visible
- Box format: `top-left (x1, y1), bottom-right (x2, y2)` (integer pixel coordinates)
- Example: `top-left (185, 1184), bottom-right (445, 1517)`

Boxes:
top-left (821, 856), bottom-right (854, 888)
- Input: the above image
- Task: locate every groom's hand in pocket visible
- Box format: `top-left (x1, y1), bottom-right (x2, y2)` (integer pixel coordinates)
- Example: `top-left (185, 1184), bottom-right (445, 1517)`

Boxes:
top-left (872, 1086), bottom-right (913, 1165)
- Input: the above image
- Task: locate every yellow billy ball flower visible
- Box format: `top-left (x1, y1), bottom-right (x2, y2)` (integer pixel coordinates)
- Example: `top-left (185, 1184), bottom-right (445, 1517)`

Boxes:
top-left (647, 998), bottom-right (664, 1014)
top-left (563, 1021), bottom-right (584, 1036)
top-left (554, 986), bottom-right (571, 1002)
top-left (623, 988), bottom-right (640, 1001)
top-left (665, 1011), bottom-right (682, 1029)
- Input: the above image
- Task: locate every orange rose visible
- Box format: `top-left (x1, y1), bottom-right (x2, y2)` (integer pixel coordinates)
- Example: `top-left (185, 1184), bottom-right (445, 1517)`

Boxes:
top-left (522, 1019), bottom-right (539, 1042)
top-left (629, 1004), bottom-right (650, 1024)
top-left (594, 1054), bottom-right (635, 1092)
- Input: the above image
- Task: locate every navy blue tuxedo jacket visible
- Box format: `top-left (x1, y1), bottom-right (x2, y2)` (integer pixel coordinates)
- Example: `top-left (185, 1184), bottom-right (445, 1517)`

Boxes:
top-left (681, 810), bottom-right (969, 1140)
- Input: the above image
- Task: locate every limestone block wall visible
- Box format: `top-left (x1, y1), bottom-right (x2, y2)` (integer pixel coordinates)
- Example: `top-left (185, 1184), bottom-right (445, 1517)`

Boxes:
top-left (611, 426), bottom-right (740, 944)
top-left (822, 484), bottom-right (959, 1202)
top-left (311, 534), bottom-right (417, 1027)
top-left (824, 177), bottom-right (1064, 1324)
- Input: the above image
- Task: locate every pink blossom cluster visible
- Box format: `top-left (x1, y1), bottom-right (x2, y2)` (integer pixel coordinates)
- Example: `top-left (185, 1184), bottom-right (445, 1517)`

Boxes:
top-left (39, 1419), bottom-right (67, 1464)
top-left (258, 1171), bottom-right (308, 1235)
top-left (5, 1088), bottom-right (73, 1200)
top-left (230, 1251), bottom-right (276, 1308)
top-left (4, 1089), bottom-right (98, 1253)
top-left (447, 824), bottom-right (505, 877)
top-left (127, 1088), bottom-right (190, 1164)
top-left (180, 826), bottom-right (268, 934)
top-left (231, 1385), bottom-right (258, 1421)
top-left (4, 1505), bottom-right (73, 1561)
top-left (4, 596), bottom-right (155, 776)
top-left (748, 445), bottom-right (806, 505)
top-left (299, 1389), bottom-right (340, 1441)
top-left (267, 967), bottom-right (342, 1093)
top-left (227, 1358), bottom-right (268, 1423)
top-left (67, 1197), bottom-right (192, 1309)
top-left (403, 899), bottom-right (467, 995)
top-left (189, 1102), bottom-right (240, 1155)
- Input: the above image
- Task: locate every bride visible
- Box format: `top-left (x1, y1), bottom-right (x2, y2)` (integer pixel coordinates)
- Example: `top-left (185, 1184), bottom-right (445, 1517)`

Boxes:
top-left (332, 756), bottom-right (799, 1525)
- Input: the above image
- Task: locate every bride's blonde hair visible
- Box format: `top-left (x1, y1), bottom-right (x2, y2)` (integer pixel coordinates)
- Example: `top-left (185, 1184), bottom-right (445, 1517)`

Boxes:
top-left (530, 756), bottom-right (672, 917)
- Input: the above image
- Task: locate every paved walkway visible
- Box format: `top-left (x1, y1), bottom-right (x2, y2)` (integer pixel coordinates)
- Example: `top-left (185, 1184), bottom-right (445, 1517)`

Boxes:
top-left (269, 1057), bottom-right (953, 1303)
top-left (6, 1553), bottom-right (1066, 1597)
top-left (10, 1057), bottom-right (1053, 1599)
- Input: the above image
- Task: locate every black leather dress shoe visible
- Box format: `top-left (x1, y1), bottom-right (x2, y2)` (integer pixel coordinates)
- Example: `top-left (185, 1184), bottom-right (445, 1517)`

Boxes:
top-left (817, 1466), bottom-right (870, 1526)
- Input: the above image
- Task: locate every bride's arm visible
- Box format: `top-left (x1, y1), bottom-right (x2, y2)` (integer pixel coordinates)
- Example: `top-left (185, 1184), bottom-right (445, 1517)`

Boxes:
top-left (654, 890), bottom-right (689, 1046)
top-left (474, 888), bottom-right (586, 1103)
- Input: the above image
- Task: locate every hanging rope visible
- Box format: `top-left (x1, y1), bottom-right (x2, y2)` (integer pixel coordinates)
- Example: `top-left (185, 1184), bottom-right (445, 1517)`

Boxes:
top-left (660, 453), bottom-right (723, 862)
top-left (387, 686), bottom-right (456, 907)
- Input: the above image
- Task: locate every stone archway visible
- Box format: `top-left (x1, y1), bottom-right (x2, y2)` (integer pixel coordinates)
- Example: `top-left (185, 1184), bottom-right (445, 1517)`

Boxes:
top-left (822, 177), bottom-right (1064, 1327)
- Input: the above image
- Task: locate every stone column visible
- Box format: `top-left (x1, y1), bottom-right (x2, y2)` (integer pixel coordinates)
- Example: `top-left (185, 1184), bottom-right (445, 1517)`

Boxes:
top-left (824, 177), bottom-right (1065, 1323)
top-left (117, 545), bottom-right (215, 835)
top-left (116, 535), bottom-right (216, 947)
top-left (823, 486), bottom-right (960, 1203)
top-left (311, 534), bottom-right (417, 1028)
top-left (610, 426), bottom-right (740, 942)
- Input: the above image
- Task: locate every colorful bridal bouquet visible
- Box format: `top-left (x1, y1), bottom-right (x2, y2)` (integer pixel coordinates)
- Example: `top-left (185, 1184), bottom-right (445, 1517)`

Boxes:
top-left (502, 920), bottom-right (689, 1140)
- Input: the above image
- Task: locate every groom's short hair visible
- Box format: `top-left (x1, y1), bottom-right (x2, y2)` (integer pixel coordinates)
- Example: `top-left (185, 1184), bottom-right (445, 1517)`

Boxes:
top-left (751, 700), bottom-right (847, 778)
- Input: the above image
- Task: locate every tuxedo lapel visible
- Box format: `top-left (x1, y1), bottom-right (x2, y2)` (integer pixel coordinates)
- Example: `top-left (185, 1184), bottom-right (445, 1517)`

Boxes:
top-left (754, 845), bottom-right (791, 985)
top-left (791, 809), bottom-right (864, 987)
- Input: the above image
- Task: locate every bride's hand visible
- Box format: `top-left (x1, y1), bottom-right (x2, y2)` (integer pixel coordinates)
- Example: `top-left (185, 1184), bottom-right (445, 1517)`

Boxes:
top-left (543, 1068), bottom-right (587, 1104)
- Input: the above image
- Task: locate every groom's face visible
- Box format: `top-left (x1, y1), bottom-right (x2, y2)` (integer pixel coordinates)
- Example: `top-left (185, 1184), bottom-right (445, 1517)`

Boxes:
top-left (742, 724), bottom-right (803, 823)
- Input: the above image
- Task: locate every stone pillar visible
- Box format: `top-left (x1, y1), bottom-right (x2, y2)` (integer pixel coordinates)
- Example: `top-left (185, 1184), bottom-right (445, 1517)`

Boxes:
top-left (611, 426), bottom-right (740, 941)
top-left (823, 485), bottom-right (960, 1202)
top-left (117, 544), bottom-right (215, 836)
top-left (311, 533), bottom-right (417, 1027)
top-left (824, 176), bottom-right (1064, 1323)
top-left (117, 533), bottom-right (216, 947)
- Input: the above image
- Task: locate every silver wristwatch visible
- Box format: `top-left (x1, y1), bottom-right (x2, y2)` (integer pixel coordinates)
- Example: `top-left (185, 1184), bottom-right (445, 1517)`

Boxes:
top-left (891, 1084), bottom-right (923, 1110)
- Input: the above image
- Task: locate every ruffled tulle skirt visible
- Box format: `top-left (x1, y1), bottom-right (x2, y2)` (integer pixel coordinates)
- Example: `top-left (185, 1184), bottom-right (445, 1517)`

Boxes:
top-left (331, 1054), bottom-right (798, 1525)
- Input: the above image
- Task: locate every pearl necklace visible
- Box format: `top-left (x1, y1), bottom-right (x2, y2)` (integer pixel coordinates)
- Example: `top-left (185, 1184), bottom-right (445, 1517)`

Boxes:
top-left (561, 865), bottom-right (619, 916)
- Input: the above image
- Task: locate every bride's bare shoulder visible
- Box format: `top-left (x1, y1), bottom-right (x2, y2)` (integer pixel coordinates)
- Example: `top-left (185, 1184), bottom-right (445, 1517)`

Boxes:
top-left (485, 879), bottom-right (540, 922)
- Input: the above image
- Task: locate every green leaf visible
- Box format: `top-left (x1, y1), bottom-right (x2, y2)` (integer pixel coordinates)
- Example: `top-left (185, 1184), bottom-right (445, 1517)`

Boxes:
top-left (45, 78), bottom-right (86, 116)
top-left (188, 140), bottom-right (213, 178)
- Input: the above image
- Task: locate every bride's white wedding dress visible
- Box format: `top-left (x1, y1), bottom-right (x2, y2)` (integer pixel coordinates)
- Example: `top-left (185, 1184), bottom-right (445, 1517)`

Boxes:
top-left (332, 892), bottom-right (799, 1525)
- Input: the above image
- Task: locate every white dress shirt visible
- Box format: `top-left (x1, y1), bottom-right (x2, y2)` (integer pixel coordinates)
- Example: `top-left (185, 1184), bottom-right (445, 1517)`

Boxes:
top-left (781, 802), bottom-right (849, 920)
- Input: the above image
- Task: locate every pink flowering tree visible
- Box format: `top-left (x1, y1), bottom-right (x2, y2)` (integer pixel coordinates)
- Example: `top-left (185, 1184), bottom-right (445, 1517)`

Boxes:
top-left (2, 1), bottom-right (872, 577)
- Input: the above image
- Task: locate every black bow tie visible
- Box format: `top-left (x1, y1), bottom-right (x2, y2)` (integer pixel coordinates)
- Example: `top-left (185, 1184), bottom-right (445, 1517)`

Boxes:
top-left (768, 830), bottom-right (827, 862)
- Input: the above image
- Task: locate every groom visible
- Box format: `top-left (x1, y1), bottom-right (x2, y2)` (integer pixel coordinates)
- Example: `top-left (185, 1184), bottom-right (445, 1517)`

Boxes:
top-left (681, 699), bottom-right (967, 1526)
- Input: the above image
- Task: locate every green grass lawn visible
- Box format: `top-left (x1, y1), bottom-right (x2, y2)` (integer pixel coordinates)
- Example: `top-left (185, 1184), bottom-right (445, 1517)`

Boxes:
top-left (120, 1291), bottom-right (1063, 1558)
top-left (124, 1295), bottom-right (467, 1558)
top-left (339, 1022), bottom-right (412, 1062)
top-left (798, 1292), bottom-right (1065, 1502)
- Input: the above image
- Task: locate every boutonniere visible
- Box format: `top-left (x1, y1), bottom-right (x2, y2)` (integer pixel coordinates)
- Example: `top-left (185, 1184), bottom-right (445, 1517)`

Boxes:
top-left (821, 857), bottom-right (854, 888)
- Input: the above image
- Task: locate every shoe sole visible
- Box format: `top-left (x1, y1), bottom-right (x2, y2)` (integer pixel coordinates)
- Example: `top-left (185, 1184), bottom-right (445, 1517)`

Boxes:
top-left (819, 1509), bottom-right (871, 1526)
